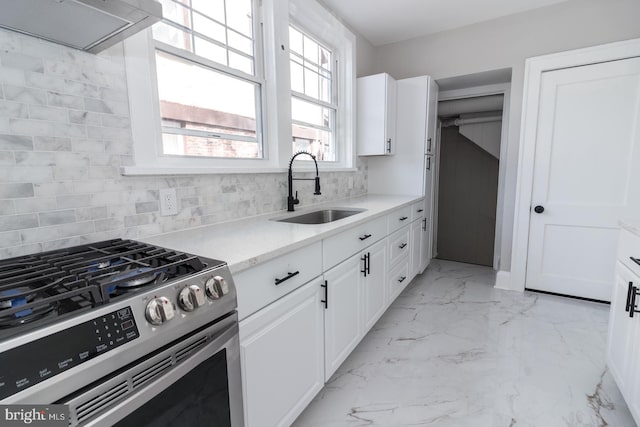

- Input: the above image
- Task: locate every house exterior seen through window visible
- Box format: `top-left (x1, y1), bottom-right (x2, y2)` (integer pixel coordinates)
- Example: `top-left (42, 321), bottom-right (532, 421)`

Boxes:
top-left (152, 0), bottom-right (263, 159)
top-left (289, 26), bottom-right (336, 161)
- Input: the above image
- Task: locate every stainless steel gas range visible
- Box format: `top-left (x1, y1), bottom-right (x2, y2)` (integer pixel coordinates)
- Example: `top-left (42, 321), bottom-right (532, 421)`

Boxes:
top-left (0, 239), bottom-right (243, 426)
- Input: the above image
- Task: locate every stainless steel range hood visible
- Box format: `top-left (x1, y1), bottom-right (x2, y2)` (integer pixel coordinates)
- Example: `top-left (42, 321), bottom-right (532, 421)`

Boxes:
top-left (0, 0), bottom-right (162, 54)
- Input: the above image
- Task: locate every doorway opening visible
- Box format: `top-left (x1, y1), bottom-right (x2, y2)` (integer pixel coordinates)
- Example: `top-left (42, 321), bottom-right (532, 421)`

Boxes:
top-left (432, 70), bottom-right (511, 270)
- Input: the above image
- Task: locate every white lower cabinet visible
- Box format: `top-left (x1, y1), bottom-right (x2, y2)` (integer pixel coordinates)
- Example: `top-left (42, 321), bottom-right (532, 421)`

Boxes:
top-left (323, 253), bottom-right (362, 380)
top-left (239, 205), bottom-right (429, 426)
top-left (410, 219), bottom-right (423, 280)
top-left (362, 239), bottom-right (387, 331)
top-left (239, 279), bottom-right (325, 427)
top-left (607, 228), bottom-right (640, 424)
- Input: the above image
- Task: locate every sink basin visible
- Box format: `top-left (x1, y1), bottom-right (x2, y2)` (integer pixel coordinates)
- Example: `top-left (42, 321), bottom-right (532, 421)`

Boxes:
top-left (275, 208), bottom-right (366, 225)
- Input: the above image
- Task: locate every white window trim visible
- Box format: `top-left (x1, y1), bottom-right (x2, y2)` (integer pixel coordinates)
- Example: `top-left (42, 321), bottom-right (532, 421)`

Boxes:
top-left (121, 0), bottom-right (356, 176)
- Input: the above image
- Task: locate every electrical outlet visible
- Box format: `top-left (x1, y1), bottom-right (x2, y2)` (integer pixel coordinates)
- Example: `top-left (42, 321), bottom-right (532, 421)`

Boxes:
top-left (159, 188), bottom-right (178, 216)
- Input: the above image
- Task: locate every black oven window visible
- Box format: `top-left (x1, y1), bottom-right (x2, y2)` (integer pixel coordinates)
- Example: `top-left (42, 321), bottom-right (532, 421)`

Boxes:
top-left (115, 348), bottom-right (231, 427)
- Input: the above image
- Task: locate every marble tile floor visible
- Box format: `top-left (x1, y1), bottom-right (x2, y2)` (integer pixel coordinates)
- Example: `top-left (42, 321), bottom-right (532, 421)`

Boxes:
top-left (292, 260), bottom-right (635, 427)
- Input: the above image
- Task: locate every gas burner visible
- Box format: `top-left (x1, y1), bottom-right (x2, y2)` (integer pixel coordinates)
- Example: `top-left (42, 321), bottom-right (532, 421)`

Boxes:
top-left (0, 288), bottom-right (58, 329)
top-left (0, 287), bottom-right (36, 309)
top-left (100, 267), bottom-right (163, 291)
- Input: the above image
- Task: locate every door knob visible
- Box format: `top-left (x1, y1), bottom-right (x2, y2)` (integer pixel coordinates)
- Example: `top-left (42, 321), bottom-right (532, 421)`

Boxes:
top-left (534, 205), bottom-right (545, 214)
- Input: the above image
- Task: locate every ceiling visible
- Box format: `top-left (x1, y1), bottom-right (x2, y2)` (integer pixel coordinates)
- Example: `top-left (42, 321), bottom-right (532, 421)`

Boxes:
top-left (321, 0), bottom-right (571, 46)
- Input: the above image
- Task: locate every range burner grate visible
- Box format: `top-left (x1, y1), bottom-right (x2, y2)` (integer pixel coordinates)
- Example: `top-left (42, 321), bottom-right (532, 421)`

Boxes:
top-left (0, 239), bottom-right (216, 331)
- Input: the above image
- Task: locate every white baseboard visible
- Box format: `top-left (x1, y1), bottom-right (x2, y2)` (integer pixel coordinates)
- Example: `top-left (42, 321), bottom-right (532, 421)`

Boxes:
top-left (494, 270), bottom-right (519, 291)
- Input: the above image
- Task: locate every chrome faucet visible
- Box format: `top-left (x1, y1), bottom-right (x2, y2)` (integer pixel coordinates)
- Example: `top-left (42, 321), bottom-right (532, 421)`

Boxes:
top-left (288, 151), bottom-right (321, 212)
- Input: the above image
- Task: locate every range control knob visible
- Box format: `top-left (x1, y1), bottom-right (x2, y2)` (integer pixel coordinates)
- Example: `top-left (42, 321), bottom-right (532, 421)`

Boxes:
top-left (178, 285), bottom-right (206, 312)
top-left (146, 296), bottom-right (175, 326)
top-left (205, 276), bottom-right (230, 300)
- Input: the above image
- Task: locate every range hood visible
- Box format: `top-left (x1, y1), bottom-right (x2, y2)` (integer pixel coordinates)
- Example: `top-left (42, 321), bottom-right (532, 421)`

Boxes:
top-left (0, 0), bottom-right (162, 54)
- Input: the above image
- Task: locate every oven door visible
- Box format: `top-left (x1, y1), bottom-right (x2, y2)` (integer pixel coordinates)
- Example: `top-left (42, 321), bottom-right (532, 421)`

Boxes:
top-left (63, 313), bottom-right (243, 427)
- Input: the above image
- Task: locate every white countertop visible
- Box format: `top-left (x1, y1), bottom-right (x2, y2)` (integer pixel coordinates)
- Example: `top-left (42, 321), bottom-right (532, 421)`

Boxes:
top-left (142, 194), bottom-right (422, 273)
top-left (620, 220), bottom-right (640, 237)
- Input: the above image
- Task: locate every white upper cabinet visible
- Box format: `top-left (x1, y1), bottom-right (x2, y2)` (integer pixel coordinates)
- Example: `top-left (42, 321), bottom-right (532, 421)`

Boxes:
top-left (357, 73), bottom-right (397, 156)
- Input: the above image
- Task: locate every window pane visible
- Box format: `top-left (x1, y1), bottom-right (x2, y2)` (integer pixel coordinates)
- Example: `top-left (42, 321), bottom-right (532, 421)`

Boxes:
top-left (194, 37), bottom-right (227, 65)
top-left (292, 125), bottom-right (334, 161)
top-left (291, 97), bottom-right (330, 129)
top-left (290, 62), bottom-right (304, 93)
top-left (157, 0), bottom-right (192, 29)
top-left (228, 30), bottom-right (253, 56)
top-left (163, 133), bottom-right (260, 158)
top-left (153, 22), bottom-right (192, 52)
top-left (193, 13), bottom-right (226, 46)
top-left (303, 35), bottom-right (318, 63)
top-left (226, 0), bottom-right (253, 37)
top-left (228, 52), bottom-right (253, 75)
top-left (289, 27), bottom-right (303, 53)
top-left (156, 50), bottom-right (261, 158)
top-left (191, 0), bottom-right (225, 23)
top-left (304, 68), bottom-right (319, 99)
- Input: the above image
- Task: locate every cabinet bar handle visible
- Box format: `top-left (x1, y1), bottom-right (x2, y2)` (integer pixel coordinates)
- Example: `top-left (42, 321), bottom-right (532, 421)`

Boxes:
top-left (359, 234), bottom-right (372, 241)
top-left (399, 216), bottom-right (408, 221)
top-left (422, 218), bottom-right (427, 231)
top-left (361, 254), bottom-right (368, 277)
top-left (426, 156), bottom-right (431, 171)
top-left (398, 276), bottom-right (407, 283)
top-left (626, 281), bottom-right (634, 312)
top-left (427, 137), bottom-right (432, 153)
top-left (321, 280), bottom-right (328, 309)
top-left (631, 257), bottom-right (640, 267)
top-left (387, 138), bottom-right (391, 153)
top-left (367, 252), bottom-right (371, 275)
top-left (274, 271), bottom-right (300, 285)
top-left (399, 243), bottom-right (407, 249)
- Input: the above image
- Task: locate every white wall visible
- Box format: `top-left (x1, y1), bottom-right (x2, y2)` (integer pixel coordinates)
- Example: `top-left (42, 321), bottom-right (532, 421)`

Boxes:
top-left (373, 0), bottom-right (640, 271)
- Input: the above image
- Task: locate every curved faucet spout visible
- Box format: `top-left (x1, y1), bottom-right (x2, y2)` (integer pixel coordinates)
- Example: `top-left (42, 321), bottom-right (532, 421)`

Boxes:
top-left (288, 151), bottom-right (322, 212)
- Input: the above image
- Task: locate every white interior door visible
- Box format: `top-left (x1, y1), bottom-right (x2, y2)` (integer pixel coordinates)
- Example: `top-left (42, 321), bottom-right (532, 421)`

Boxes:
top-left (526, 57), bottom-right (640, 301)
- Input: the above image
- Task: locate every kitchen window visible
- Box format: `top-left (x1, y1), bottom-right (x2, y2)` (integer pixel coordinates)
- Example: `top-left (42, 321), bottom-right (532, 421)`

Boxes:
top-left (122, 0), bottom-right (356, 174)
top-left (289, 26), bottom-right (336, 162)
top-left (152, 0), bottom-right (263, 160)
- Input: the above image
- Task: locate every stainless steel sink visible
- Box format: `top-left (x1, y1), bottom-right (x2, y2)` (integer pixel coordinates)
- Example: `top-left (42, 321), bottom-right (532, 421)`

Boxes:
top-left (275, 208), bottom-right (366, 224)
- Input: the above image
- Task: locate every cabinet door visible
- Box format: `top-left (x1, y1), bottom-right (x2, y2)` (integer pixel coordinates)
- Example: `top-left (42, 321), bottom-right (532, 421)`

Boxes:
top-left (324, 255), bottom-right (362, 380)
top-left (362, 239), bottom-right (387, 331)
top-left (607, 262), bottom-right (636, 395)
top-left (240, 279), bottom-right (325, 427)
top-left (410, 220), bottom-right (422, 279)
top-left (357, 73), bottom-right (397, 156)
top-left (420, 215), bottom-right (431, 273)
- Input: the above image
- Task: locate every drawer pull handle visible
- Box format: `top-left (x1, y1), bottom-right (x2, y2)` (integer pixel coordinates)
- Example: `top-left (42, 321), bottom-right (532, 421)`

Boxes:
top-left (359, 234), bottom-right (372, 241)
top-left (274, 271), bottom-right (300, 286)
top-left (626, 281), bottom-right (634, 312)
top-left (399, 216), bottom-right (408, 221)
top-left (321, 280), bottom-right (328, 309)
top-left (631, 257), bottom-right (640, 267)
top-left (398, 276), bottom-right (407, 283)
top-left (417, 209), bottom-right (424, 213)
top-left (399, 243), bottom-right (407, 249)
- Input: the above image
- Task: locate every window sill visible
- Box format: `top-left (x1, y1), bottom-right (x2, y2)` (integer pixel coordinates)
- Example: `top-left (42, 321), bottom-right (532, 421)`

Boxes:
top-left (120, 166), bottom-right (358, 176)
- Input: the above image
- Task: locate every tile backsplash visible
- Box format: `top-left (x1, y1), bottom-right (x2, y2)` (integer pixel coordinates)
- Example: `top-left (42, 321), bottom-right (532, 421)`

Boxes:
top-left (0, 29), bottom-right (367, 259)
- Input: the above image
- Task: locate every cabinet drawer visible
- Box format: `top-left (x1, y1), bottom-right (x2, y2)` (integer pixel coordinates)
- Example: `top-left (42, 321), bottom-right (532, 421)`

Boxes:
top-left (388, 258), bottom-right (410, 304)
top-left (618, 228), bottom-right (640, 277)
top-left (388, 226), bottom-right (411, 267)
top-left (235, 241), bottom-right (322, 320)
top-left (323, 216), bottom-right (387, 270)
top-left (411, 200), bottom-right (425, 221)
top-left (387, 205), bottom-right (412, 233)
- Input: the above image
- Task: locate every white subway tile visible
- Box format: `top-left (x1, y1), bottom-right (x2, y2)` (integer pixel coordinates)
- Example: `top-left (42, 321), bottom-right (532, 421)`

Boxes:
top-left (0, 214), bottom-right (38, 232)
top-left (0, 151), bottom-right (14, 165)
top-left (14, 151), bottom-right (56, 166)
top-left (0, 134), bottom-right (33, 150)
top-left (33, 136), bottom-right (71, 151)
top-left (28, 104), bottom-right (68, 122)
top-left (0, 231), bottom-right (20, 248)
top-left (0, 165), bottom-right (53, 183)
top-left (57, 194), bottom-right (91, 209)
top-left (3, 85), bottom-right (47, 105)
top-left (14, 197), bottom-right (57, 214)
top-left (39, 209), bottom-right (77, 226)
top-left (10, 118), bottom-right (86, 138)
top-left (0, 52), bottom-right (43, 73)
top-left (47, 91), bottom-right (84, 110)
